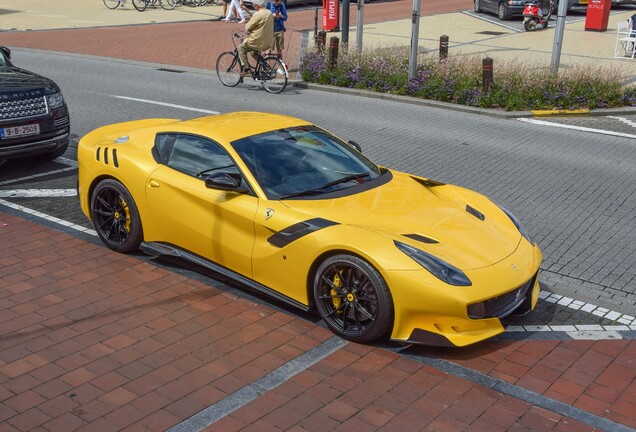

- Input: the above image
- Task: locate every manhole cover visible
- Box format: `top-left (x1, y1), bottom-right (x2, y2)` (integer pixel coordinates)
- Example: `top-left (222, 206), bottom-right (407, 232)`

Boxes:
top-left (157, 68), bottom-right (186, 73)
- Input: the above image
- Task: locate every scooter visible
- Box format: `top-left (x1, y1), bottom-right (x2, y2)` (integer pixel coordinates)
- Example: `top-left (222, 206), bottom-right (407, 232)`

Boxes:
top-left (523, 1), bottom-right (552, 31)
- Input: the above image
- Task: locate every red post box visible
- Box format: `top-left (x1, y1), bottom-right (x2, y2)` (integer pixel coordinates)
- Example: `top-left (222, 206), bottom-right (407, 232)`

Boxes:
top-left (585, 0), bottom-right (611, 32)
top-left (322, 0), bottom-right (339, 32)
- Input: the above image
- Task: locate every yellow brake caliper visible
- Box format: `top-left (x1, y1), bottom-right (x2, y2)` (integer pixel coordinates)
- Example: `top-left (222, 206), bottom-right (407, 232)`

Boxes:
top-left (331, 273), bottom-right (342, 313)
top-left (119, 198), bottom-right (131, 233)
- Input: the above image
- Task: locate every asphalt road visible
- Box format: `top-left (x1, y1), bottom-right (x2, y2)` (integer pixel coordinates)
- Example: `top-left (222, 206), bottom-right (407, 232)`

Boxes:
top-left (1, 48), bottom-right (635, 325)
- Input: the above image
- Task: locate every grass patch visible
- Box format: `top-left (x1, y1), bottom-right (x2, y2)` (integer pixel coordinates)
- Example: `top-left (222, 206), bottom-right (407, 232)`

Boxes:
top-left (299, 46), bottom-right (636, 111)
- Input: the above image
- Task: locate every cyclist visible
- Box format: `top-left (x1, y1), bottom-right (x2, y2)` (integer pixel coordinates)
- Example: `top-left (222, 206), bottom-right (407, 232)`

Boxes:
top-left (238, 0), bottom-right (274, 77)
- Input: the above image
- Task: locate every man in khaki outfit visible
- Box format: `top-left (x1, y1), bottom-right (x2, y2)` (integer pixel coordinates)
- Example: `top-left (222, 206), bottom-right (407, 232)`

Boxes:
top-left (238, 0), bottom-right (274, 76)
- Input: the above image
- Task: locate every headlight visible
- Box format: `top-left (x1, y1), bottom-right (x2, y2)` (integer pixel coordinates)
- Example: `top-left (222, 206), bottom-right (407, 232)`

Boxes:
top-left (394, 241), bottom-right (472, 286)
top-left (499, 205), bottom-right (534, 245)
top-left (46, 92), bottom-right (65, 109)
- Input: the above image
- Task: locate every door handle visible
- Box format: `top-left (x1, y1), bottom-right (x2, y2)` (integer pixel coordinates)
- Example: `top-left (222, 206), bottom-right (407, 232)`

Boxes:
top-left (149, 180), bottom-right (160, 188)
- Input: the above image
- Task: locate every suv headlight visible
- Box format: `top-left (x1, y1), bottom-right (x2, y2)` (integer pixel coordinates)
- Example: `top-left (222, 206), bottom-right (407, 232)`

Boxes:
top-left (46, 92), bottom-right (65, 109)
top-left (394, 241), bottom-right (472, 286)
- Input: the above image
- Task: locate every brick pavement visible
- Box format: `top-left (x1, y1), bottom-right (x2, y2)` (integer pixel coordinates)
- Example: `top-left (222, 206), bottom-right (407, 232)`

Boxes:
top-left (2, 210), bottom-right (636, 431)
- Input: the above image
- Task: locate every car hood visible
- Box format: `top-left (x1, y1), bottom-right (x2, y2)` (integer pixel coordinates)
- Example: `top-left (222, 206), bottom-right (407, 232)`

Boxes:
top-left (0, 66), bottom-right (59, 97)
top-left (280, 171), bottom-right (522, 270)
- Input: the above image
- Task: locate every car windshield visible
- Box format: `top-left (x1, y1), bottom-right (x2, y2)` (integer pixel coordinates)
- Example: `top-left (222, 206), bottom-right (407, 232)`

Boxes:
top-left (232, 125), bottom-right (382, 200)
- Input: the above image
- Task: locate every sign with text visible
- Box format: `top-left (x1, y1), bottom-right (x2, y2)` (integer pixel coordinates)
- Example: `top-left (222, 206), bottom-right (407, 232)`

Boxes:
top-left (322, 0), bottom-right (339, 31)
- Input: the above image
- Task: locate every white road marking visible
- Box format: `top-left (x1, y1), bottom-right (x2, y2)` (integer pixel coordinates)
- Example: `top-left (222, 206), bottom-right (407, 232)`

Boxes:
top-left (607, 115), bottom-right (636, 128)
top-left (56, 157), bottom-right (78, 167)
top-left (0, 198), bottom-right (96, 236)
top-left (0, 189), bottom-right (77, 198)
top-left (518, 117), bottom-right (636, 139)
top-left (0, 166), bottom-right (76, 186)
top-left (112, 95), bottom-right (220, 114)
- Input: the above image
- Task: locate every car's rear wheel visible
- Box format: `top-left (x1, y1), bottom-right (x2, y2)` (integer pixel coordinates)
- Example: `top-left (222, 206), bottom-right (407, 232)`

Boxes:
top-left (474, 0), bottom-right (482, 13)
top-left (90, 179), bottom-right (143, 253)
top-left (313, 254), bottom-right (393, 343)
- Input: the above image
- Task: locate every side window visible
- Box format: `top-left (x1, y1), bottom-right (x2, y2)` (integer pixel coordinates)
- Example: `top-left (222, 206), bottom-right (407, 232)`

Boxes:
top-left (154, 133), bottom-right (234, 178)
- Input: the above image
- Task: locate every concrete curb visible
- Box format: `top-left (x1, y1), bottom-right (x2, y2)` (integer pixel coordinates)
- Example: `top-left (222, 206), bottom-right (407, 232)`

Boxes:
top-left (294, 82), bottom-right (636, 118)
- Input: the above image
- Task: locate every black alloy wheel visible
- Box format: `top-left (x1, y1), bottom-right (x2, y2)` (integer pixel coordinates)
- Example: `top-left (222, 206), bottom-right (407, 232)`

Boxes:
top-left (90, 179), bottom-right (143, 253)
top-left (313, 254), bottom-right (393, 343)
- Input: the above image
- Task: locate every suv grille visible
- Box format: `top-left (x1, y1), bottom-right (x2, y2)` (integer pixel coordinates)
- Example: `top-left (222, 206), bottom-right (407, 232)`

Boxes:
top-left (0, 96), bottom-right (48, 121)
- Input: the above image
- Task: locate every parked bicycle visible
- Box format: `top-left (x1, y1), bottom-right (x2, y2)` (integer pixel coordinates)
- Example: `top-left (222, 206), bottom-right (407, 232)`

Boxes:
top-left (216, 31), bottom-right (288, 94)
top-left (103, 0), bottom-right (128, 9)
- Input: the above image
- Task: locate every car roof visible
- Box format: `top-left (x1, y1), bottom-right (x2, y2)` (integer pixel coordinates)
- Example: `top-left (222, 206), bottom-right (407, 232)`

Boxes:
top-left (175, 111), bottom-right (312, 143)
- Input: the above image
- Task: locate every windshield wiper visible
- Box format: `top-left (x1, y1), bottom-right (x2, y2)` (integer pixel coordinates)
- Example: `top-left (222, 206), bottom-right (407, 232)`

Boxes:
top-left (280, 173), bottom-right (371, 200)
top-left (280, 189), bottom-right (328, 200)
top-left (321, 172), bottom-right (371, 189)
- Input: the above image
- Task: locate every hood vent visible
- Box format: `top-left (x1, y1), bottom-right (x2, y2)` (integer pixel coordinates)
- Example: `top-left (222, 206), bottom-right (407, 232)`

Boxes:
top-left (403, 233), bottom-right (439, 244)
top-left (466, 204), bottom-right (485, 221)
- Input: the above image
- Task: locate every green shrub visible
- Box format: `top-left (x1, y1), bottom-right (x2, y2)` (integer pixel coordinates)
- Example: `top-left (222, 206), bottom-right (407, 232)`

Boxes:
top-left (299, 46), bottom-right (636, 111)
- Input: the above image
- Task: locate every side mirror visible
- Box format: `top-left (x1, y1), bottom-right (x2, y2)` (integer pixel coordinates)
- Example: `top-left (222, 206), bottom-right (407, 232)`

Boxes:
top-left (348, 140), bottom-right (362, 152)
top-left (205, 171), bottom-right (248, 193)
top-left (0, 46), bottom-right (11, 60)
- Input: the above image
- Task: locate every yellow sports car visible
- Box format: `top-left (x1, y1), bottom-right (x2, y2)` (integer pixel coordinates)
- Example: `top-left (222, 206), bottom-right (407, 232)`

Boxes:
top-left (78, 112), bottom-right (542, 347)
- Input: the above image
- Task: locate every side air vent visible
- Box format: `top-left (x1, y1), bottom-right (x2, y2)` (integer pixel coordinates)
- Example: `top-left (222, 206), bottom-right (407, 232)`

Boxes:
top-left (95, 147), bottom-right (120, 167)
top-left (403, 233), bottom-right (439, 244)
top-left (466, 205), bottom-right (485, 221)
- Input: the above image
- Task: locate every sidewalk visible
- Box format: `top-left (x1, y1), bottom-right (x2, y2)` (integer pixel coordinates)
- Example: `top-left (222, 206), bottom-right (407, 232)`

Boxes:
top-left (1, 210), bottom-right (635, 431)
top-left (1, 0), bottom-right (636, 79)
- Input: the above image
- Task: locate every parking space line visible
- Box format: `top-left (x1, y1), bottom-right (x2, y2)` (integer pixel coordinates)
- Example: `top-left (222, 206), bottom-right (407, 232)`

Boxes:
top-left (0, 189), bottom-right (77, 198)
top-left (518, 118), bottom-right (636, 139)
top-left (0, 166), bottom-right (76, 186)
top-left (168, 336), bottom-right (348, 432)
top-left (111, 95), bottom-right (220, 114)
top-left (0, 198), bottom-right (96, 235)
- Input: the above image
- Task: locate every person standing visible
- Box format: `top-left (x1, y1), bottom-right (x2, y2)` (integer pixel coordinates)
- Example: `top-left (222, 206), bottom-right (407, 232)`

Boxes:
top-left (237, 0), bottom-right (274, 76)
top-left (266, 0), bottom-right (287, 62)
top-left (222, 0), bottom-right (246, 23)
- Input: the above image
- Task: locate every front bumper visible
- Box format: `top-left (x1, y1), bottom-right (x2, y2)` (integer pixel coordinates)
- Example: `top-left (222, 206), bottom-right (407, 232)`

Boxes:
top-left (0, 106), bottom-right (70, 160)
top-left (388, 240), bottom-right (542, 347)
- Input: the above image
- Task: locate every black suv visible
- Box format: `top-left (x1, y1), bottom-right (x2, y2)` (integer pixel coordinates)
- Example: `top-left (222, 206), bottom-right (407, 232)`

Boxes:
top-left (0, 46), bottom-right (70, 161)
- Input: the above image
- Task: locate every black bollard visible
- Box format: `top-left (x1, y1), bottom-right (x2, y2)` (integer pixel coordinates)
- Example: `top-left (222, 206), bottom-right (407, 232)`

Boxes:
top-left (483, 57), bottom-right (493, 94)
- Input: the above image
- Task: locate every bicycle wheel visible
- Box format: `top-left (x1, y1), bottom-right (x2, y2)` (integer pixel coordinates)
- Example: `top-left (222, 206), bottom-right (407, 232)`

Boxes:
top-left (260, 57), bottom-right (287, 94)
top-left (160, 0), bottom-right (178, 9)
top-left (103, 0), bottom-right (121, 9)
top-left (132, 0), bottom-right (147, 11)
top-left (216, 52), bottom-right (242, 87)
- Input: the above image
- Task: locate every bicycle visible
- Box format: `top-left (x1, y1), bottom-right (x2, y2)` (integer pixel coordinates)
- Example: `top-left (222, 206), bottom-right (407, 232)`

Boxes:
top-left (216, 31), bottom-right (288, 94)
top-left (103, 0), bottom-right (159, 11)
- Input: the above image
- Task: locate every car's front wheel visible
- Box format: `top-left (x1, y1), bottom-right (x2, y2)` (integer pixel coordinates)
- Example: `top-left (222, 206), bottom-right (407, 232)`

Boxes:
top-left (498, 2), bottom-right (509, 19)
top-left (474, 0), bottom-right (482, 13)
top-left (313, 254), bottom-right (394, 343)
top-left (90, 179), bottom-right (143, 253)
